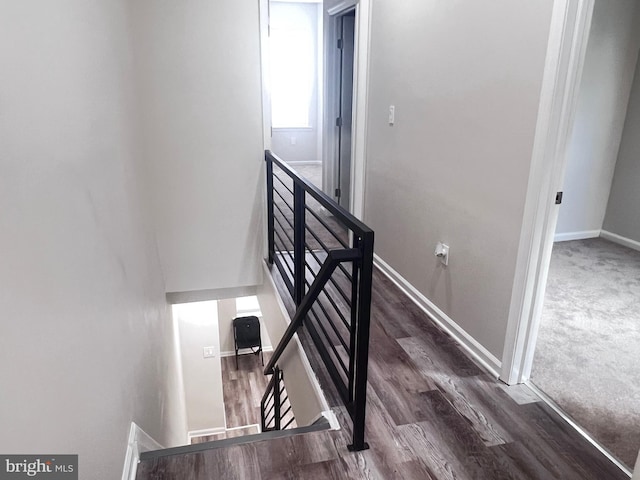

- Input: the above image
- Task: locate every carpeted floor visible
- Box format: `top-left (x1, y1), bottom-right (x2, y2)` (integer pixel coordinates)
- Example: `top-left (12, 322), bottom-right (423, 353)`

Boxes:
top-left (531, 237), bottom-right (640, 469)
top-left (288, 163), bottom-right (322, 190)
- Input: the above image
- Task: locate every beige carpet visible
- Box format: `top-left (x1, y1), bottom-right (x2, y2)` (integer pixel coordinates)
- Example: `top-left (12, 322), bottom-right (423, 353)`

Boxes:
top-left (531, 238), bottom-right (640, 468)
top-left (287, 163), bottom-right (322, 190)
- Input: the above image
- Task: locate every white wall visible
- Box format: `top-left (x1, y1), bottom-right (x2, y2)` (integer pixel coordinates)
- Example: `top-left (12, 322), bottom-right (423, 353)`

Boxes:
top-left (363, 0), bottom-right (554, 359)
top-left (632, 447), bottom-right (640, 479)
top-left (132, 0), bottom-right (265, 294)
top-left (603, 46), bottom-right (640, 242)
top-left (174, 302), bottom-right (226, 433)
top-left (218, 298), bottom-right (241, 355)
top-left (0, 2), bottom-right (187, 478)
top-left (556, 0), bottom-right (640, 238)
top-left (272, 129), bottom-right (320, 164)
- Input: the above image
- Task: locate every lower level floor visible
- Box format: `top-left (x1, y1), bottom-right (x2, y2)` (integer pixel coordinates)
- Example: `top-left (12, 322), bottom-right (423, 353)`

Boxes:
top-left (137, 264), bottom-right (629, 479)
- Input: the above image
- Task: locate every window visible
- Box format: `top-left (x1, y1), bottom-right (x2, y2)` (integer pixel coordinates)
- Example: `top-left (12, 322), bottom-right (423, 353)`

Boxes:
top-left (236, 296), bottom-right (261, 317)
top-left (270, 2), bottom-right (317, 128)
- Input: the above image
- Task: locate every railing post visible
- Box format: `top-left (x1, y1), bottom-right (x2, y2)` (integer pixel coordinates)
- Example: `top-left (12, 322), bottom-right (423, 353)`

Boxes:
top-left (274, 367), bottom-right (282, 430)
top-left (264, 248), bottom-right (360, 376)
top-left (293, 182), bottom-right (305, 306)
top-left (348, 236), bottom-right (361, 401)
top-left (266, 154), bottom-right (275, 264)
top-left (348, 231), bottom-right (374, 452)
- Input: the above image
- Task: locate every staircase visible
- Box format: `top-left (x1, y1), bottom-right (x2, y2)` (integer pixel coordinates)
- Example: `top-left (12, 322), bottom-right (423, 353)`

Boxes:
top-left (135, 150), bottom-right (375, 478)
top-left (138, 415), bottom-right (332, 464)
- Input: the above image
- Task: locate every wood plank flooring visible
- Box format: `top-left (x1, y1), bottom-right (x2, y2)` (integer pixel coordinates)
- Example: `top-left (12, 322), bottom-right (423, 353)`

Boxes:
top-left (221, 353), bottom-right (272, 429)
top-left (137, 265), bottom-right (629, 479)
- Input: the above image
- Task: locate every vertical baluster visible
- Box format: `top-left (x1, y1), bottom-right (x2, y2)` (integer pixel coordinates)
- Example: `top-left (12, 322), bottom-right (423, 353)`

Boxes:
top-left (293, 182), bottom-right (305, 306)
top-left (274, 367), bottom-right (282, 430)
top-left (348, 235), bottom-right (361, 401)
top-left (266, 154), bottom-right (275, 264)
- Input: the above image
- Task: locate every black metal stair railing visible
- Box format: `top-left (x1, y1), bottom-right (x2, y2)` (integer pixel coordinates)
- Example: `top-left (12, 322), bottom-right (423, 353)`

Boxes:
top-left (264, 150), bottom-right (374, 451)
top-left (260, 366), bottom-right (295, 432)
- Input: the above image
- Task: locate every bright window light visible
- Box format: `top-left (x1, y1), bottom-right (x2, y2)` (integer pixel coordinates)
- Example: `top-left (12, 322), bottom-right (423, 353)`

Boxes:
top-left (270, 3), bottom-right (316, 128)
top-left (236, 296), bottom-right (261, 317)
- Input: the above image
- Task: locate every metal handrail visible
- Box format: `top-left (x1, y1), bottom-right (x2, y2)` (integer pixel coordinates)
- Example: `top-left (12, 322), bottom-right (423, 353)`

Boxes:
top-left (264, 150), bottom-right (374, 451)
top-left (266, 150), bottom-right (373, 235)
top-left (264, 248), bottom-right (360, 375)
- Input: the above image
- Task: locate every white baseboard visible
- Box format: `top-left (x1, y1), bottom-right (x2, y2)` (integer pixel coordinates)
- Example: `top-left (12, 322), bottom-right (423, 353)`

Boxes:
top-left (187, 426), bottom-right (226, 442)
top-left (188, 424), bottom-right (263, 443)
top-left (225, 423), bottom-right (261, 433)
top-left (373, 254), bottom-right (502, 377)
top-left (554, 229), bottom-right (600, 242)
top-left (600, 230), bottom-right (640, 252)
top-left (284, 160), bottom-right (322, 166)
top-left (220, 345), bottom-right (274, 358)
top-left (121, 422), bottom-right (164, 480)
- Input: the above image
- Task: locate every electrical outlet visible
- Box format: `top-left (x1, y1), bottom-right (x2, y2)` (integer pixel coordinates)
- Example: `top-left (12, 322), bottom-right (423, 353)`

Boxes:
top-left (434, 242), bottom-right (449, 266)
top-left (203, 346), bottom-right (216, 358)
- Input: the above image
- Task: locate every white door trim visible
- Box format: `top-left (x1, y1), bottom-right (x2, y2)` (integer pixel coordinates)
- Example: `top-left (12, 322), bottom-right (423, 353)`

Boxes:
top-left (259, 0), bottom-right (272, 261)
top-left (349, 0), bottom-right (372, 220)
top-left (501, 0), bottom-right (595, 385)
top-left (259, 0), bottom-right (272, 152)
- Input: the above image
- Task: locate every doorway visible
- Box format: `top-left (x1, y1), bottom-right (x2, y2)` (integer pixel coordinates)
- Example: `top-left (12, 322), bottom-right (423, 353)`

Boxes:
top-left (530, 7), bottom-right (640, 468)
top-left (334, 11), bottom-right (355, 210)
top-left (260, 0), bottom-right (370, 218)
top-left (502, 0), bottom-right (640, 473)
top-left (323, 7), bottom-right (357, 212)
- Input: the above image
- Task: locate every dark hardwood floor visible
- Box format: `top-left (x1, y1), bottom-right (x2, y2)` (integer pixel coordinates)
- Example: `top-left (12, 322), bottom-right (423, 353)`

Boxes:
top-left (221, 353), bottom-right (272, 430)
top-left (137, 265), bottom-right (629, 479)
top-left (189, 354), bottom-right (271, 445)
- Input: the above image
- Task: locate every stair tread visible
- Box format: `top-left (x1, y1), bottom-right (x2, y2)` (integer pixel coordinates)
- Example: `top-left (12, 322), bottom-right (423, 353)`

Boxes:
top-left (140, 417), bottom-right (332, 461)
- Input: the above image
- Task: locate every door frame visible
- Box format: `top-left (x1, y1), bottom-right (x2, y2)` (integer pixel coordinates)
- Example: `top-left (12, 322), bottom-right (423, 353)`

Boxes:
top-left (501, 0), bottom-right (595, 385)
top-left (323, 0), bottom-right (372, 219)
top-left (259, 0), bottom-right (272, 261)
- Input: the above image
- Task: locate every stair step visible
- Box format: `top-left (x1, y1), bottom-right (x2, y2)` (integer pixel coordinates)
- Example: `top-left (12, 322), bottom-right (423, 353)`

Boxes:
top-left (140, 416), bottom-right (332, 461)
